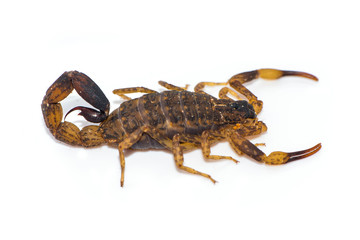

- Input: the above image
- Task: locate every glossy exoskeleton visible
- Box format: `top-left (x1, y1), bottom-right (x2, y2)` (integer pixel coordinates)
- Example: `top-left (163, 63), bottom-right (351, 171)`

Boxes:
top-left (42, 68), bottom-right (321, 186)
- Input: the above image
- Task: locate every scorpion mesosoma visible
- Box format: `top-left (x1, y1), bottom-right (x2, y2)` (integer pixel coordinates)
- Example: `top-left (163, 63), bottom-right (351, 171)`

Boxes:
top-left (42, 68), bottom-right (321, 186)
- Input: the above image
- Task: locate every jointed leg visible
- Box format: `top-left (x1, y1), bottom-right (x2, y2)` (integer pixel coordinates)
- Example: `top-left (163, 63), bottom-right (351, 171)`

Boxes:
top-left (201, 131), bottom-right (239, 163)
top-left (114, 81), bottom-right (189, 100)
top-left (113, 87), bottom-right (158, 100)
top-left (218, 87), bottom-right (243, 100)
top-left (117, 127), bottom-right (149, 187)
top-left (158, 81), bottom-right (189, 91)
top-left (194, 82), bottom-right (227, 93)
top-left (172, 134), bottom-right (217, 184)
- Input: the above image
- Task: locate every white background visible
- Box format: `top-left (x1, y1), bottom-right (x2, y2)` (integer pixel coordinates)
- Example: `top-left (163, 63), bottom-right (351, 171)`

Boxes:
top-left (1, 0), bottom-right (359, 239)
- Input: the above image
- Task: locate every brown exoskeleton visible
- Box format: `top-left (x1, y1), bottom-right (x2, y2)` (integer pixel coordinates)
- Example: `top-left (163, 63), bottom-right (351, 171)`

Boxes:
top-left (41, 68), bottom-right (321, 186)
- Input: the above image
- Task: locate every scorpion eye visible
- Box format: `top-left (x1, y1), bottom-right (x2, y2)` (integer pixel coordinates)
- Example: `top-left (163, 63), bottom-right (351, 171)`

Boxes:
top-left (230, 101), bottom-right (256, 119)
top-left (230, 101), bottom-right (247, 110)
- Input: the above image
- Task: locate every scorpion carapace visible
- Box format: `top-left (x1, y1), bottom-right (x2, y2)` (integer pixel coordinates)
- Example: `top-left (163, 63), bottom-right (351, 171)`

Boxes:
top-left (42, 68), bottom-right (322, 186)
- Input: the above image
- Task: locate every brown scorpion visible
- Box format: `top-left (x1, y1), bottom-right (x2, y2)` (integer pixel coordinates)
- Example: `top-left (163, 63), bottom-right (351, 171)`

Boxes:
top-left (42, 68), bottom-right (321, 186)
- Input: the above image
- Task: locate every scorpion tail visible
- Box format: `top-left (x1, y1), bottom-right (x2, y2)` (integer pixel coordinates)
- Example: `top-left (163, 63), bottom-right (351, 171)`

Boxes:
top-left (41, 71), bottom-right (109, 147)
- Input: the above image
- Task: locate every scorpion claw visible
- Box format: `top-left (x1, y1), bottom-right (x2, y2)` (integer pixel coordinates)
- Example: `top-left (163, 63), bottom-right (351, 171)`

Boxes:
top-left (257, 69), bottom-right (319, 81)
top-left (285, 143), bottom-right (322, 163)
top-left (281, 70), bottom-right (319, 81)
top-left (265, 143), bottom-right (322, 165)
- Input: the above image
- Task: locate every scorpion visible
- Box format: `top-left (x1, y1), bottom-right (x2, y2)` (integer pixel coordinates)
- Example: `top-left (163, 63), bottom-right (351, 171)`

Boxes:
top-left (42, 68), bottom-right (321, 186)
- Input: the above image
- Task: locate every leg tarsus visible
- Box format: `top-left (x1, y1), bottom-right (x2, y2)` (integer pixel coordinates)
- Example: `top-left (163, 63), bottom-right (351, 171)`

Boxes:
top-left (194, 82), bottom-right (227, 93)
top-left (255, 143), bottom-right (266, 147)
top-left (113, 87), bottom-right (158, 100)
top-left (117, 127), bottom-right (149, 187)
top-left (219, 87), bottom-right (243, 100)
top-left (119, 151), bottom-right (125, 187)
top-left (116, 94), bottom-right (132, 101)
top-left (172, 134), bottom-right (217, 184)
top-left (158, 81), bottom-right (189, 91)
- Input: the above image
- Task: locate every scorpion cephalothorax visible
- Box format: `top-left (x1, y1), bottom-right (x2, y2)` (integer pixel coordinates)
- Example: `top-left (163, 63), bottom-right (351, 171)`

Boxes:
top-left (42, 68), bottom-right (321, 186)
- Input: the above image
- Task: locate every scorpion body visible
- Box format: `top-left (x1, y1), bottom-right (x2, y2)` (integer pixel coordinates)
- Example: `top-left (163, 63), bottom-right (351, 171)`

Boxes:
top-left (42, 68), bottom-right (321, 186)
top-left (102, 90), bottom-right (255, 151)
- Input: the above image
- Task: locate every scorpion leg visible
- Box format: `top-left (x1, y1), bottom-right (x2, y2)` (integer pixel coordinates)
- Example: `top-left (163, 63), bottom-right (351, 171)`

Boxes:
top-left (218, 87), bottom-right (243, 100)
top-left (42, 71), bottom-right (109, 147)
top-left (194, 82), bottom-right (227, 93)
top-left (117, 126), bottom-right (151, 187)
top-left (158, 81), bottom-right (189, 91)
top-left (113, 82), bottom-right (189, 101)
top-left (201, 131), bottom-right (239, 163)
top-left (229, 131), bottom-right (321, 165)
top-left (172, 134), bottom-right (217, 184)
top-left (113, 87), bottom-right (158, 100)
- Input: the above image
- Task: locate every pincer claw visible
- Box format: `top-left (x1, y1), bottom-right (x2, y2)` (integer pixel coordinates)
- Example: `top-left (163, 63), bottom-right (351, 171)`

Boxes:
top-left (266, 143), bottom-right (322, 165)
top-left (285, 143), bottom-right (322, 163)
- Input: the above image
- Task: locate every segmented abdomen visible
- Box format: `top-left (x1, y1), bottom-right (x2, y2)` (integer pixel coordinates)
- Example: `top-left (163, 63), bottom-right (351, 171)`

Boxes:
top-left (128, 91), bottom-right (217, 136)
top-left (101, 91), bottom-right (219, 143)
